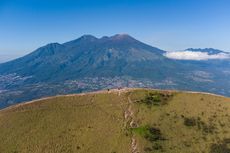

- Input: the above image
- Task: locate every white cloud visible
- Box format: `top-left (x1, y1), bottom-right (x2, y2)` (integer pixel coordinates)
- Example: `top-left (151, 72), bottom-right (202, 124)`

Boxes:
top-left (164, 51), bottom-right (230, 60)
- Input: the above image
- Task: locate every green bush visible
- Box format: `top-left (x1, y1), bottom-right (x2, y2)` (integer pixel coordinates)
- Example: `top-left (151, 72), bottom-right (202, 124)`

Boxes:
top-left (137, 92), bottom-right (173, 107)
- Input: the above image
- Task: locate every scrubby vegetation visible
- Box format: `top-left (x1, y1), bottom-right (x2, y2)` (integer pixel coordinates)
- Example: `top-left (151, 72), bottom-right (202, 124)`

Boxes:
top-left (132, 126), bottom-right (165, 142)
top-left (184, 117), bottom-right (197, 126)
top-left (0, 93), bottom-right (131, 153)
top-left (136, 91), bottom-right (173, 107)
top-left (131, 125), bottom-right (166, 152)
top-left (0, 89), bottom-right (230, 153)
top-left (184, 117), bottom-right (216, 134)
top-left (210, 139), bottom-right (230, 153)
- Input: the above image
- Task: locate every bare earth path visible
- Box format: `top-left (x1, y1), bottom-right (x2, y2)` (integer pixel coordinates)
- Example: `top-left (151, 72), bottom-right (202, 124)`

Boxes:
top-left (122, 91), bottom-right (139, 153)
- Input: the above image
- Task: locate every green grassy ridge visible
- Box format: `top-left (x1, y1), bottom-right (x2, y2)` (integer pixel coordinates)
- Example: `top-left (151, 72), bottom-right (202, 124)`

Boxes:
top-left (0, 88), bottom-right (230, 153)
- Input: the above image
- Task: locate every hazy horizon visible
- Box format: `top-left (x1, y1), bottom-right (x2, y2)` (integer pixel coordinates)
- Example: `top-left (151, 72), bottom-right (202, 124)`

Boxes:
top-left (1, 33), bottom-right (230, 63)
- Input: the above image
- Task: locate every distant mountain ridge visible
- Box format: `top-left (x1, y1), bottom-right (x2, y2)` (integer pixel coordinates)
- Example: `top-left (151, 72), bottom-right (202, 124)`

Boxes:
top-left (0, 34), bottom-right (230, 108)
top-left (185, 48), bottom-right (229, 55)
top-left (0, 34), bottom-right (168, 82)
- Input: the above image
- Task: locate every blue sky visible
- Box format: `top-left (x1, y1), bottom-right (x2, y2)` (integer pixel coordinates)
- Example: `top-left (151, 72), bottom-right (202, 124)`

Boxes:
top-left (1, 0), bottom-right (230, 58)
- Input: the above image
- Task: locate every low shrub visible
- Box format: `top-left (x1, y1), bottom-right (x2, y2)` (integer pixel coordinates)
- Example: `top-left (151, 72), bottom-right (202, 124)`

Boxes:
top-left (132, 126), bottom-right (165, 142)
top-left (210, 142), bottom-right (230, 153)
top-left (136, 92), bottom-right (173, 107)
top-left (184, 117), bottom-right (196, 126)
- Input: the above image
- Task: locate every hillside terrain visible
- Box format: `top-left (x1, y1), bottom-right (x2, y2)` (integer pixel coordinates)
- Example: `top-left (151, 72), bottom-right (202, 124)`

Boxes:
top-left (0, 34), bottom-right (230, 108)
top-left (0, 88), bottom-right (230, 153)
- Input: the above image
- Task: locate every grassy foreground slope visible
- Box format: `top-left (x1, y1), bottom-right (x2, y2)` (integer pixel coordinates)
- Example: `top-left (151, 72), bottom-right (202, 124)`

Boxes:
top-left (0, 88), bottom-right (230, 153)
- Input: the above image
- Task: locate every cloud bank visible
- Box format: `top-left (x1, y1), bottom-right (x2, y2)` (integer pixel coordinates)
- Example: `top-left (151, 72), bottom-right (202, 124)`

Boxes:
top-left (164, 51), bottom-right (230, 60)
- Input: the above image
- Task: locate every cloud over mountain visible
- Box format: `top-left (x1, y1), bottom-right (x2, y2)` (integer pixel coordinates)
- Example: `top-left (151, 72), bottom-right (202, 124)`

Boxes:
top-left (164, 49), bottom-right (230, 60)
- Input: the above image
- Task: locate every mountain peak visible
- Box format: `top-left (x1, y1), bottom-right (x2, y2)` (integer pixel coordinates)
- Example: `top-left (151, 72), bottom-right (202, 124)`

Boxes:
top-left (63, 34), bottom-right (98, 46)
top-left (45, 43), bottom-right (62, 48)
top-left (110, 34), bottom-right (133, 40)
top-left (79, 34), bottom-right (98, 41)
top-left (65, 34), bottom-right (136, 45)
